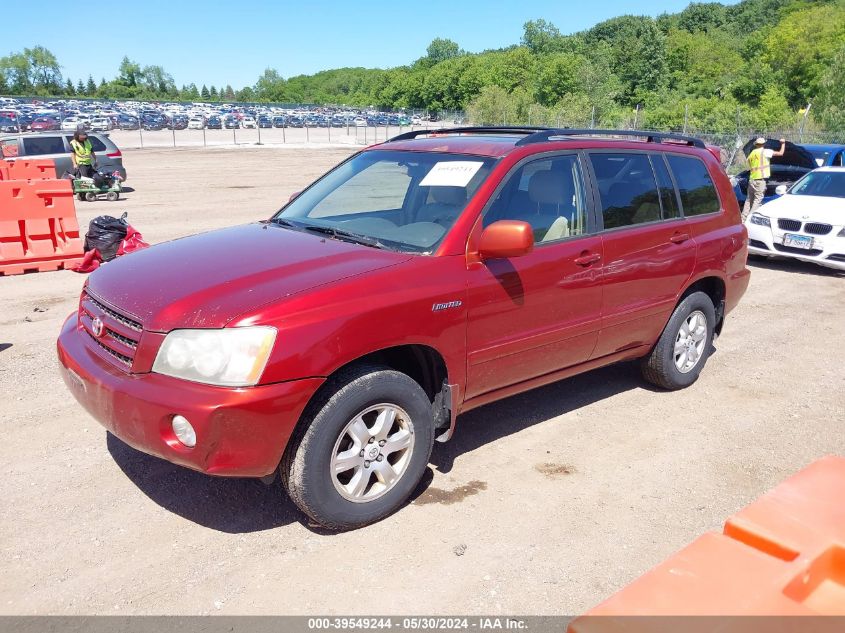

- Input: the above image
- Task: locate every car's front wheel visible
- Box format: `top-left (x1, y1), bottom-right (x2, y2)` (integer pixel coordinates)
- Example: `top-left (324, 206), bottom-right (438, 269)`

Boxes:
top-left (282, 365), bottom-right (434, 530)
top-left (641, 291), bottom-right (716, 390)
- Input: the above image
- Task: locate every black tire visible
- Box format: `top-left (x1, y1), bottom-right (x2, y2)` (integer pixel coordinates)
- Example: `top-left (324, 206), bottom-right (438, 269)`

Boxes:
top-left (641, 291), bottom-right (716, 390)
top-left (77, 193), bottom-right (86, 202)
top-left (106, 191), bottom-right (119, 202)
top-left (282, 364), bottom-right (434, 530)
top-left (85, 192), bottom-right (97, 202)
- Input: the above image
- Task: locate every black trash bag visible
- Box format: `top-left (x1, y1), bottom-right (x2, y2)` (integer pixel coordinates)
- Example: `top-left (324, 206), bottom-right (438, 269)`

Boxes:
top-left (84, 212), bottom-right (128, 261)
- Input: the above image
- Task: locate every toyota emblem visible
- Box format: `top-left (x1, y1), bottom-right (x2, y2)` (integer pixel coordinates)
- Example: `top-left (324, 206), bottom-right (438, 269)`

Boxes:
top-left (91, 317), bottom-right (104, 338)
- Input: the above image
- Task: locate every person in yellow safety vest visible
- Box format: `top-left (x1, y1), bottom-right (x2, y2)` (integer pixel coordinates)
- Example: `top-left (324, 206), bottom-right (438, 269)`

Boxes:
top-left (742, 137), bottom-right (786, 221)
top-left (70, 124), bottom-right (97, 179)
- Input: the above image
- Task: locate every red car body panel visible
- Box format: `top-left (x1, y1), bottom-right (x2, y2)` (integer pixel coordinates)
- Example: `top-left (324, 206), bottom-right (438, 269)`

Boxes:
top-left (56, 133), bottom-right (749, 477)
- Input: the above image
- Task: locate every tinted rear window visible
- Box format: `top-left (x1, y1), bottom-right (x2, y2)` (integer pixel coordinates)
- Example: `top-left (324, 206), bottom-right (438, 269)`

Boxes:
top-left (64, 135), bottom-right (107, 152)
top-left (23, 136), bottom-right (66, 155)
top-left (667, 155), bottom-right (720, 216)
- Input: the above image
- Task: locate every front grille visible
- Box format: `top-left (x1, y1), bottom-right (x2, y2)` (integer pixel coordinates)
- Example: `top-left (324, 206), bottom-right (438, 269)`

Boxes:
top-left (777, 219), bottom-right (802, 232)
top-left (773, 244), bottom-right (823, 257)
top-left (827, 254), bottom-right (845, 263)
top-left (748, 239), bottom-right (769, 251)
top-left (79, 290), bottom-right (143, 370)
top-left (804, 223), bottom-right (833, 236)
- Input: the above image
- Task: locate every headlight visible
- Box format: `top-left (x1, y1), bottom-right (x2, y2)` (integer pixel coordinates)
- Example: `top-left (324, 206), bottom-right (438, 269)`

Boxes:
top-left (749, 213), bottom-right (771, 227)
top-left (152, 327), bottom-right (276, 386)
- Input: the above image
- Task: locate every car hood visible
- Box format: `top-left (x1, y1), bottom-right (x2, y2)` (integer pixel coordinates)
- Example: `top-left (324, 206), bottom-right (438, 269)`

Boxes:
top-left (759, 194), bottom-right (845, 224)
top-left (86, 222), bottom-right (411, 332)
top-left (743, 139), bottom-right (816, 169)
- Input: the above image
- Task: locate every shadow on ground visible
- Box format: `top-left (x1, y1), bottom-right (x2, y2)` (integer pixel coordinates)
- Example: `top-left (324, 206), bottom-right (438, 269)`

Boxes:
top-left (107, 361), bottom-right (652, 533)
top-left (107, 433), bottom-right (299, 533)
top-left (748, 255), bottom-right (844, 278)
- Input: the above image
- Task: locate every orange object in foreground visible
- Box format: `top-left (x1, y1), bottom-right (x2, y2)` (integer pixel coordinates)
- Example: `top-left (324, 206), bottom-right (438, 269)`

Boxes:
top-left (3, 158), bottom-right (57, 180)
top-left (570, 456), bottom-right (845, 632)
top-left (0, 173), bottom-right (84, 275)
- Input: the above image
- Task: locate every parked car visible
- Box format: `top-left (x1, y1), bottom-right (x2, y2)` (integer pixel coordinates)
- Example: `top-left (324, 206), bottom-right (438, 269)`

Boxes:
top-left (0, 131), bottom-right (126, 181)
top-left (746, 166), bottom-right (845, 271)
top-left (272, 115), bottom-right (287, 128)
top-left (56, 127), bottom-right (748, 530)
top-left (141, 115), bottom-right (166, 131)
top-left (90, 117), bottom-right (112, 131)
top-left (206, 116), bottom-right (223, 129)
top-left (168, 115), bottom-right (189, 130)
top-left (802, 144), bottom-right (845, 168)
top-left (116, 114), bottom-right (140, 130)
top-left (188, 116), bottom-right (205, 130)
top-left (241, 116), bottom-right (257, 129)
top-left (61, 117), bottom-right (85, 131)
top-left (224, 116), bottom-right (239, 129)
top-left (30, 116), bottom-right (61, 132)
top-left (731, 139), bottom-right (816, 207)
top-left (0, 116), bottom-right (20, 133)
top-left (257, 115), bottom-right (273, 129)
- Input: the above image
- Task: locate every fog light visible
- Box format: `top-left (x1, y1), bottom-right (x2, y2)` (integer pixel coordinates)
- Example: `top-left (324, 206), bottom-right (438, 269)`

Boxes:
top-left (171, 415), bottom-right (196, 448)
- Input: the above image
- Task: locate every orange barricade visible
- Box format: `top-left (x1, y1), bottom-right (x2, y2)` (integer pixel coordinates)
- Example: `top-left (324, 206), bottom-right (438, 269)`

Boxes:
top-left (3, 158), bottom-right (57, 180)
top-left (569, 456), bottom-right (845, 632)
top-left (0, 177), bottom-right (84, 275)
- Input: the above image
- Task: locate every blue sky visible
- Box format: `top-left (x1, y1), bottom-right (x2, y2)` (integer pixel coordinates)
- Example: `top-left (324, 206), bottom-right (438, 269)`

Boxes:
top-left (17, 0), bottom-right (738, 89)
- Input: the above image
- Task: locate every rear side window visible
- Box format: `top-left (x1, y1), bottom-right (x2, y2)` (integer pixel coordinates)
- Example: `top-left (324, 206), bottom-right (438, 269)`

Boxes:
top-left (666, 155), bottom-right (720, 216)
top-left (64, 135), bottom-right (107, 152)
top-left (590, 153), bottom-right (662, 229)
top-left (22, 136), bottom-right (66, 156)
top-left (0, 138), bottom-right (19, 158)
top-left (650, 155), bottom-right (680, 219)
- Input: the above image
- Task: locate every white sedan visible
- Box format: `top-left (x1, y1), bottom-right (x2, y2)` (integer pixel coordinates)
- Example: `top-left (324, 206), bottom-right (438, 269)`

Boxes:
top-left (746, 166), bottom-right (845, 271)
top-left (241, 116), bottom-right (257, 129)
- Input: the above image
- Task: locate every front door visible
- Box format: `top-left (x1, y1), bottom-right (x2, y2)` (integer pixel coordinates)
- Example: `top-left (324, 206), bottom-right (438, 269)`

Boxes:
top-left (465, 153), bottom-right (604, 400)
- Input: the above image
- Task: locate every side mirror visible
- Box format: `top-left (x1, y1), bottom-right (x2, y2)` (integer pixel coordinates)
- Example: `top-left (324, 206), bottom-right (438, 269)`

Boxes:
top-left (288, 190), bottom-right (302, 203)
top-left (775, 185), bottom-right (788, 196)
top-left (478, 220), bottom-right (534, 260)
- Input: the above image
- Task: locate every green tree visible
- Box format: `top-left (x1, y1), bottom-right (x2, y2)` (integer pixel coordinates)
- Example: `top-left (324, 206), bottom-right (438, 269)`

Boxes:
top-left (209, 86), bottom-right (218, 100)
top-left (521, 19), bottom-right (565, 54)
top-left (815, 46), bottom-right (845, 130)
top-left (64, 78), bottom-right (75, 95)
top-left (424, 38), bottom-right (462, 65)
top-left (117, 56), bottom-right (142, 88)
top-left (200, 84), bottom-right (210, 100)
top-left (764, 2), bottom-right (845, 106)
top-left (224, 84), bottom-right (235, 100)
top-left (85, 75), bottom-right (97, 95)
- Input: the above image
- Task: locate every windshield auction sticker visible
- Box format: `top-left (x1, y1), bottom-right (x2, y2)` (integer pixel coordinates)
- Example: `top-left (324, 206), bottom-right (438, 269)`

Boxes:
top-left (420, 161), bottom-right (484, 187)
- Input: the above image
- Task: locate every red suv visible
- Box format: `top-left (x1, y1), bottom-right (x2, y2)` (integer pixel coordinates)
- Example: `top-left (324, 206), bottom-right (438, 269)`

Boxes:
top-left (57, 128), bottom-right (750, 529)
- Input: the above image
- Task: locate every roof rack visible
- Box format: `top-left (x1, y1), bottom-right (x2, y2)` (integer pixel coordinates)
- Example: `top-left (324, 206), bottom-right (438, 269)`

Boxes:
top-left (386, 126), bottom-right (548, 143)
top-left (386, 126), bottom-right (707, 149)
top-left (515, 128), bottom-right (707, 149)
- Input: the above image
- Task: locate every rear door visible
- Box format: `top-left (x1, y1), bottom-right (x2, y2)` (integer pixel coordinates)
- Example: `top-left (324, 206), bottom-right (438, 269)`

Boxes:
top-left (465, 152), bottom-right (604, 399)
top-left (588, 151), bottom-right (696, 359)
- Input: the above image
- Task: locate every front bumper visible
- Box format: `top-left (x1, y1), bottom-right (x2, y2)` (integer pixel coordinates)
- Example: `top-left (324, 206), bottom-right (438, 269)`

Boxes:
top-left (746, 222), bottom-right (845, 271)
top-left (57, 314), bottom-right (324, 477)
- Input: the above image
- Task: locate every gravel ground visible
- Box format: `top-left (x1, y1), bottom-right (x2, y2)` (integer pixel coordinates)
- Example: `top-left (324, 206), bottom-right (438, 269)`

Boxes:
top-left (0, 146), bottom-right (843, 616)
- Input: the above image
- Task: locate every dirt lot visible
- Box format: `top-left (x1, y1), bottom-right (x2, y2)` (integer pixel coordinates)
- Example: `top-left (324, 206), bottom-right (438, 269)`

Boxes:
top-left (1, 146), bottom-right (843, 615)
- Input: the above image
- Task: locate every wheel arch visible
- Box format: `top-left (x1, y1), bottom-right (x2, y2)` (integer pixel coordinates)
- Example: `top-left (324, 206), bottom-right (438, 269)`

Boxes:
top-left (680, 275), bottom-right (727, 334)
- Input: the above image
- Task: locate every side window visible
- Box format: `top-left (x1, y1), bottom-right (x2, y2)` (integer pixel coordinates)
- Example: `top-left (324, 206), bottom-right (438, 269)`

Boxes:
top-left (64, 135), bottom-right (106, 152)
top-left (0, 138), bottom-right (19, 158)
top-left (834, 151), bottom-right (844, 168)
top-left (666, 155), bottom-right (721, 216)
top-left (590, 153), bottom-right (661, 229)
top-left (484, 154), bottom-right (588, 243)
top-left (22, 136), bottom-right (66, 156)
top-left (650, 155), bottom-right (680, 219)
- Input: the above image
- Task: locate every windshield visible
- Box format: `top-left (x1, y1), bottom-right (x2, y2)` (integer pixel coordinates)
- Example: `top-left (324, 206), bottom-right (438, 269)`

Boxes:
top-left (275, 150), bottom-right (495, 253)
top-left (790, 171), bottom-right (845, 199)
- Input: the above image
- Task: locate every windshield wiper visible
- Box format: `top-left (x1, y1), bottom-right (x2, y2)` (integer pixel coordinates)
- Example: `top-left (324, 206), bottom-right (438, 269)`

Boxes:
top-left (297, 224), bottom-right (387, 249)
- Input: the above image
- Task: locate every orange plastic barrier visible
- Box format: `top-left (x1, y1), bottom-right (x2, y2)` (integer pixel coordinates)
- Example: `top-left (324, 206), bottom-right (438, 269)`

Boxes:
top-left (0, 178), bottom-right (84, 275)
top-left (2, 158), bottom-right (57, 180)
top-left (569, 456), bottom-right (845, 631)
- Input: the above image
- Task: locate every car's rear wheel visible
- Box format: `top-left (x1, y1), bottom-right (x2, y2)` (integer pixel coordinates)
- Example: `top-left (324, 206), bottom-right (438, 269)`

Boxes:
top-left (84, 192), bottom-right (97, 202)
top-left (641, 291), bottom-right (715, 390)
top-left (282, 365), bottom-right (434, 530)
